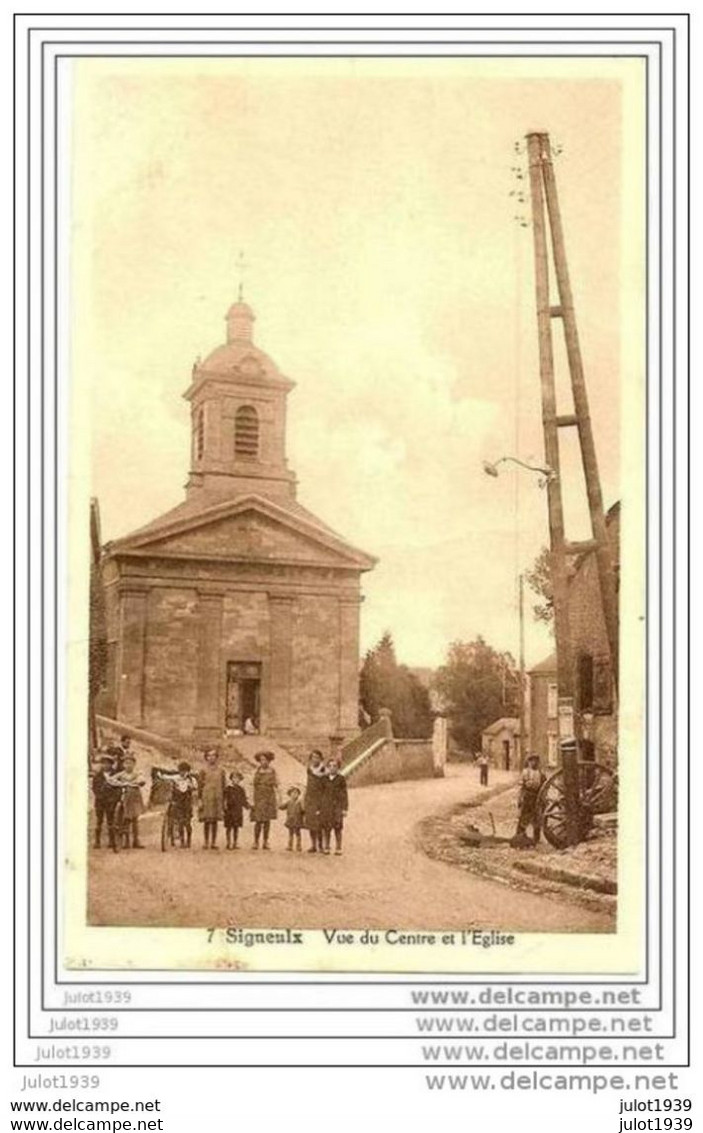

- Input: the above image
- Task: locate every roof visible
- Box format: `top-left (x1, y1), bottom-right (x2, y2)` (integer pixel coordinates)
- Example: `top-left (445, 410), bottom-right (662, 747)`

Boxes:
top-left (183, 300), bottom-right (294, 395)
top-left (199, 340), bottom-right (282, 380)
top-left (482, 717), bottom-right (520, 736)
top-left (104, 490), bottom-right (377, 571)
top-left (528, 651), bottom-right (557, 675)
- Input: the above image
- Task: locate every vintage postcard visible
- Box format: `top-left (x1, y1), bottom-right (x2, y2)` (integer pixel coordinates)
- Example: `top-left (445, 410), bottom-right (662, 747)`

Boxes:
top-left (62, 56), bottom-right (646, 973)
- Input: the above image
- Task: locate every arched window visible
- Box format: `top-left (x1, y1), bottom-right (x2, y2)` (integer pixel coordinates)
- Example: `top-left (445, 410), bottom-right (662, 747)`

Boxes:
top-left (195, 409), bottom-right (205, 461)
top-left (234, 405), bottom-right (259, 459)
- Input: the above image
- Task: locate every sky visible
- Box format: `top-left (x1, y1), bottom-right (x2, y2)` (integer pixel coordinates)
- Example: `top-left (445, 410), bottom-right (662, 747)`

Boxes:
top-left (71, 57), bottom-right (644, 669)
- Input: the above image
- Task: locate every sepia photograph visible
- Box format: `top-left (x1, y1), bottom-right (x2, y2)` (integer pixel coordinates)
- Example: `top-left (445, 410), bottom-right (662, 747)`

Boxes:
top-left (64, 56), bottom-right (646, 969)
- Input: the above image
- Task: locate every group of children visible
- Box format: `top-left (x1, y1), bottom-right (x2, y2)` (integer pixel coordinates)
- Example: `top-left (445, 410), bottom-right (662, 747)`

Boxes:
top-left (91, 736), bottom-right (147, 850)
top-left (90, 740), bottom-right (349, 855)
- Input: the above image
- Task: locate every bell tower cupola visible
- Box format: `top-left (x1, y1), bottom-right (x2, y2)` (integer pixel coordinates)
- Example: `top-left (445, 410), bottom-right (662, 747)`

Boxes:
top-left (226, 299), bottom-right (255, 343)
top-left (183, 298), bottom-right (297, 504)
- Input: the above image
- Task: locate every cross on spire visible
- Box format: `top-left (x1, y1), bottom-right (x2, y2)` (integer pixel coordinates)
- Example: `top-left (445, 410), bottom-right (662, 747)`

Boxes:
top-left (236, 249), bottom-right (247, 302)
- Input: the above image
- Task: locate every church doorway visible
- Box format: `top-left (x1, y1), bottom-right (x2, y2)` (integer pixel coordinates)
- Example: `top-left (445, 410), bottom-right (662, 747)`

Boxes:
top-left (225, 662), bottom-right (262, 732)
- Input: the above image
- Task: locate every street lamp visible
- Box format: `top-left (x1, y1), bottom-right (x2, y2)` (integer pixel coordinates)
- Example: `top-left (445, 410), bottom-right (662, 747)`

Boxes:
top-left (482, 453), bottom-right (558, 771)
top-left (482, 455), bottom-right (557, 486)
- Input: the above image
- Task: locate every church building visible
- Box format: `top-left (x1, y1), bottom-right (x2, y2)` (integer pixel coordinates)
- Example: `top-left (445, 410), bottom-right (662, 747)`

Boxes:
top-left (99, 298), bottom-right (376, 744)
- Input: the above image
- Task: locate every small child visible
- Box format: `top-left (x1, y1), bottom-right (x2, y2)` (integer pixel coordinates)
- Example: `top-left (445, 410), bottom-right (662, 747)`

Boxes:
top-left (224, 770), bottom-right (250, 849)
top-left (280, 786), bottom-right (305, 852)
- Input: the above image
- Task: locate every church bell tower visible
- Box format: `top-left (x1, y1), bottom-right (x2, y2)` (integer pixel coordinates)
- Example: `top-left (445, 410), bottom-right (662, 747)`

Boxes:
top-left (183, 299), bottom-right (297, 504)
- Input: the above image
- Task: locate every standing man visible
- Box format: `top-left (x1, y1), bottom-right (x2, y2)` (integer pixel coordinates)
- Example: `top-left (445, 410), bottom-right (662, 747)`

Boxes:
top-left (515, 754), bottom-right (545, 845)
top-left (477, 751), bottom-right (490, 787)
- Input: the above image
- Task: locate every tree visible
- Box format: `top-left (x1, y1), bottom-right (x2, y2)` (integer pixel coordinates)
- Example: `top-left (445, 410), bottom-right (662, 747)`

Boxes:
top-left (433, 637), bottom-right (519, 753)
top-left (524, 546), bottom-right (554, 627)
top-left (359, 631), bottom-right (433, 739)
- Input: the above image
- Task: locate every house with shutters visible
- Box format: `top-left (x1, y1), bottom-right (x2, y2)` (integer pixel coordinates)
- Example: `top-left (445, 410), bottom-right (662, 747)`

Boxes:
top-left (98, 298), bottom-right (376, 745)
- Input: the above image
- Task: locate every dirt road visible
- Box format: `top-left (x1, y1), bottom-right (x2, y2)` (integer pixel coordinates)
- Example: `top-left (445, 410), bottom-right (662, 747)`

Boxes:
top-left (88, 765), bottom-right (612, 933)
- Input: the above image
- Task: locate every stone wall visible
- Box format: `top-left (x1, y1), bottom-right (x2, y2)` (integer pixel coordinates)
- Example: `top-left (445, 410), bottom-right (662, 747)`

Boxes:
top-left (142, 587), bottom-right (200, 735)
top-left (569, 554), bottom-right (612, 677)
top-left (347, 739), bottom-right (437, 788)
top-left (289, 595), bottom-right (348, 736)
top-left (567, 507), bottom-right (619, 763)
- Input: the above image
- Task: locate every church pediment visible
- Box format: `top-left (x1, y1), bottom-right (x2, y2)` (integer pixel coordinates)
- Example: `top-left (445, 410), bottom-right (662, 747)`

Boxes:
top-left (108, 496), bottom-right (376, 572)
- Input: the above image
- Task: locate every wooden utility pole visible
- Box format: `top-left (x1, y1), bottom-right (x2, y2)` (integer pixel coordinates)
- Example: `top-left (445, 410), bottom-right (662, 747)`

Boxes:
top-left (539, 146), bottom-right (620, 684)
top-left (525, 131), bottom-right (580, 845)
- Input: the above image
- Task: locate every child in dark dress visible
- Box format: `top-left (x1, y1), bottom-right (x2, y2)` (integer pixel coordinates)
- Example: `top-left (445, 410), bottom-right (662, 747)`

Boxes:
top-left (319, 758), bottom-right (348, 855)
top-left (280, 786), bottom-right (304, 851)
top-left (224, 770), bottom-right (249, 849)
top-left (303, 750), bottom-right (327, 853)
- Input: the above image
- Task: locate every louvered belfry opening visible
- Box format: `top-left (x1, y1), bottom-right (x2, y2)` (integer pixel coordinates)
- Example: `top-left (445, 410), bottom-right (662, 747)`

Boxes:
top-left (195, 409), bottom-right (205, 461)
top-left (234, 404), bottom-right (259, 459)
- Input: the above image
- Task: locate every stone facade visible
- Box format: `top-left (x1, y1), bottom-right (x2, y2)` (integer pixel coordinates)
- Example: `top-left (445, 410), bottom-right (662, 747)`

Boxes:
top-left (527, 653), bottom-right (559, 768)
top-left (99, 300), bottom-right (375, 743)
top-left (528, 502), bottom-right (620, 768)
top-left (567, 503), bottom-right (620, 766)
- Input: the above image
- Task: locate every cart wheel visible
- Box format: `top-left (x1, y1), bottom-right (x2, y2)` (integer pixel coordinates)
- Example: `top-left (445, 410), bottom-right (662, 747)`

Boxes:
top-left (578, 762), bottom-right (618, 814)
top-left (542, 801), bottom-right (566, 849)
top-left (541, 797), bottom-right (593, 849)
top-left (537, 761), bottom-right (616, 848)
top-left (538, 761), bottom-right (617, 824)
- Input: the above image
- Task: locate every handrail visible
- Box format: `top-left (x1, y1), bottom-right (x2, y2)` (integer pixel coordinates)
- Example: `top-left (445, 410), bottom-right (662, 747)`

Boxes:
top-left (339, 717), bottom-right (388, 766)
top-left (342, 736), bottom-right (390, 780)
top-left (339, 716), bottom-right (394, 780)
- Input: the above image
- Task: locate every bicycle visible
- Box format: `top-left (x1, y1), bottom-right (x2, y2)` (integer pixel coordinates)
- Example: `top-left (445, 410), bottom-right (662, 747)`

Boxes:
top-left (111, 789), bottom-right (127, 853)
top-left (153, 772), bottom-right (196, 851)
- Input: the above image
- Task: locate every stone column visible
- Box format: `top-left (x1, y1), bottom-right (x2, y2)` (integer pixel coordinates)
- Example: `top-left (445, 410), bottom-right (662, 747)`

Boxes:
top-left (338, 599), bottom-right (361, 733)
top-left (268, 595), bottom-right (293, 732)
top-left (116, 587), bottom-right (148, 726)
top-left (194, 594), bottom-right (223, 738)
top-left (432, 716), bottom-right (447, 777)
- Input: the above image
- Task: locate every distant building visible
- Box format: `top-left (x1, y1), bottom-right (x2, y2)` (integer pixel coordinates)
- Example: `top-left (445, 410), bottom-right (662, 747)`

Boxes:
top-left (481, 717), bottom-right (521, 770)
top-left (527, 653), bottom-right (559, 768)
top-left (528, 502), bottom-right (620, 768)
top-left (98, 298), bottom-right (376, 743)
